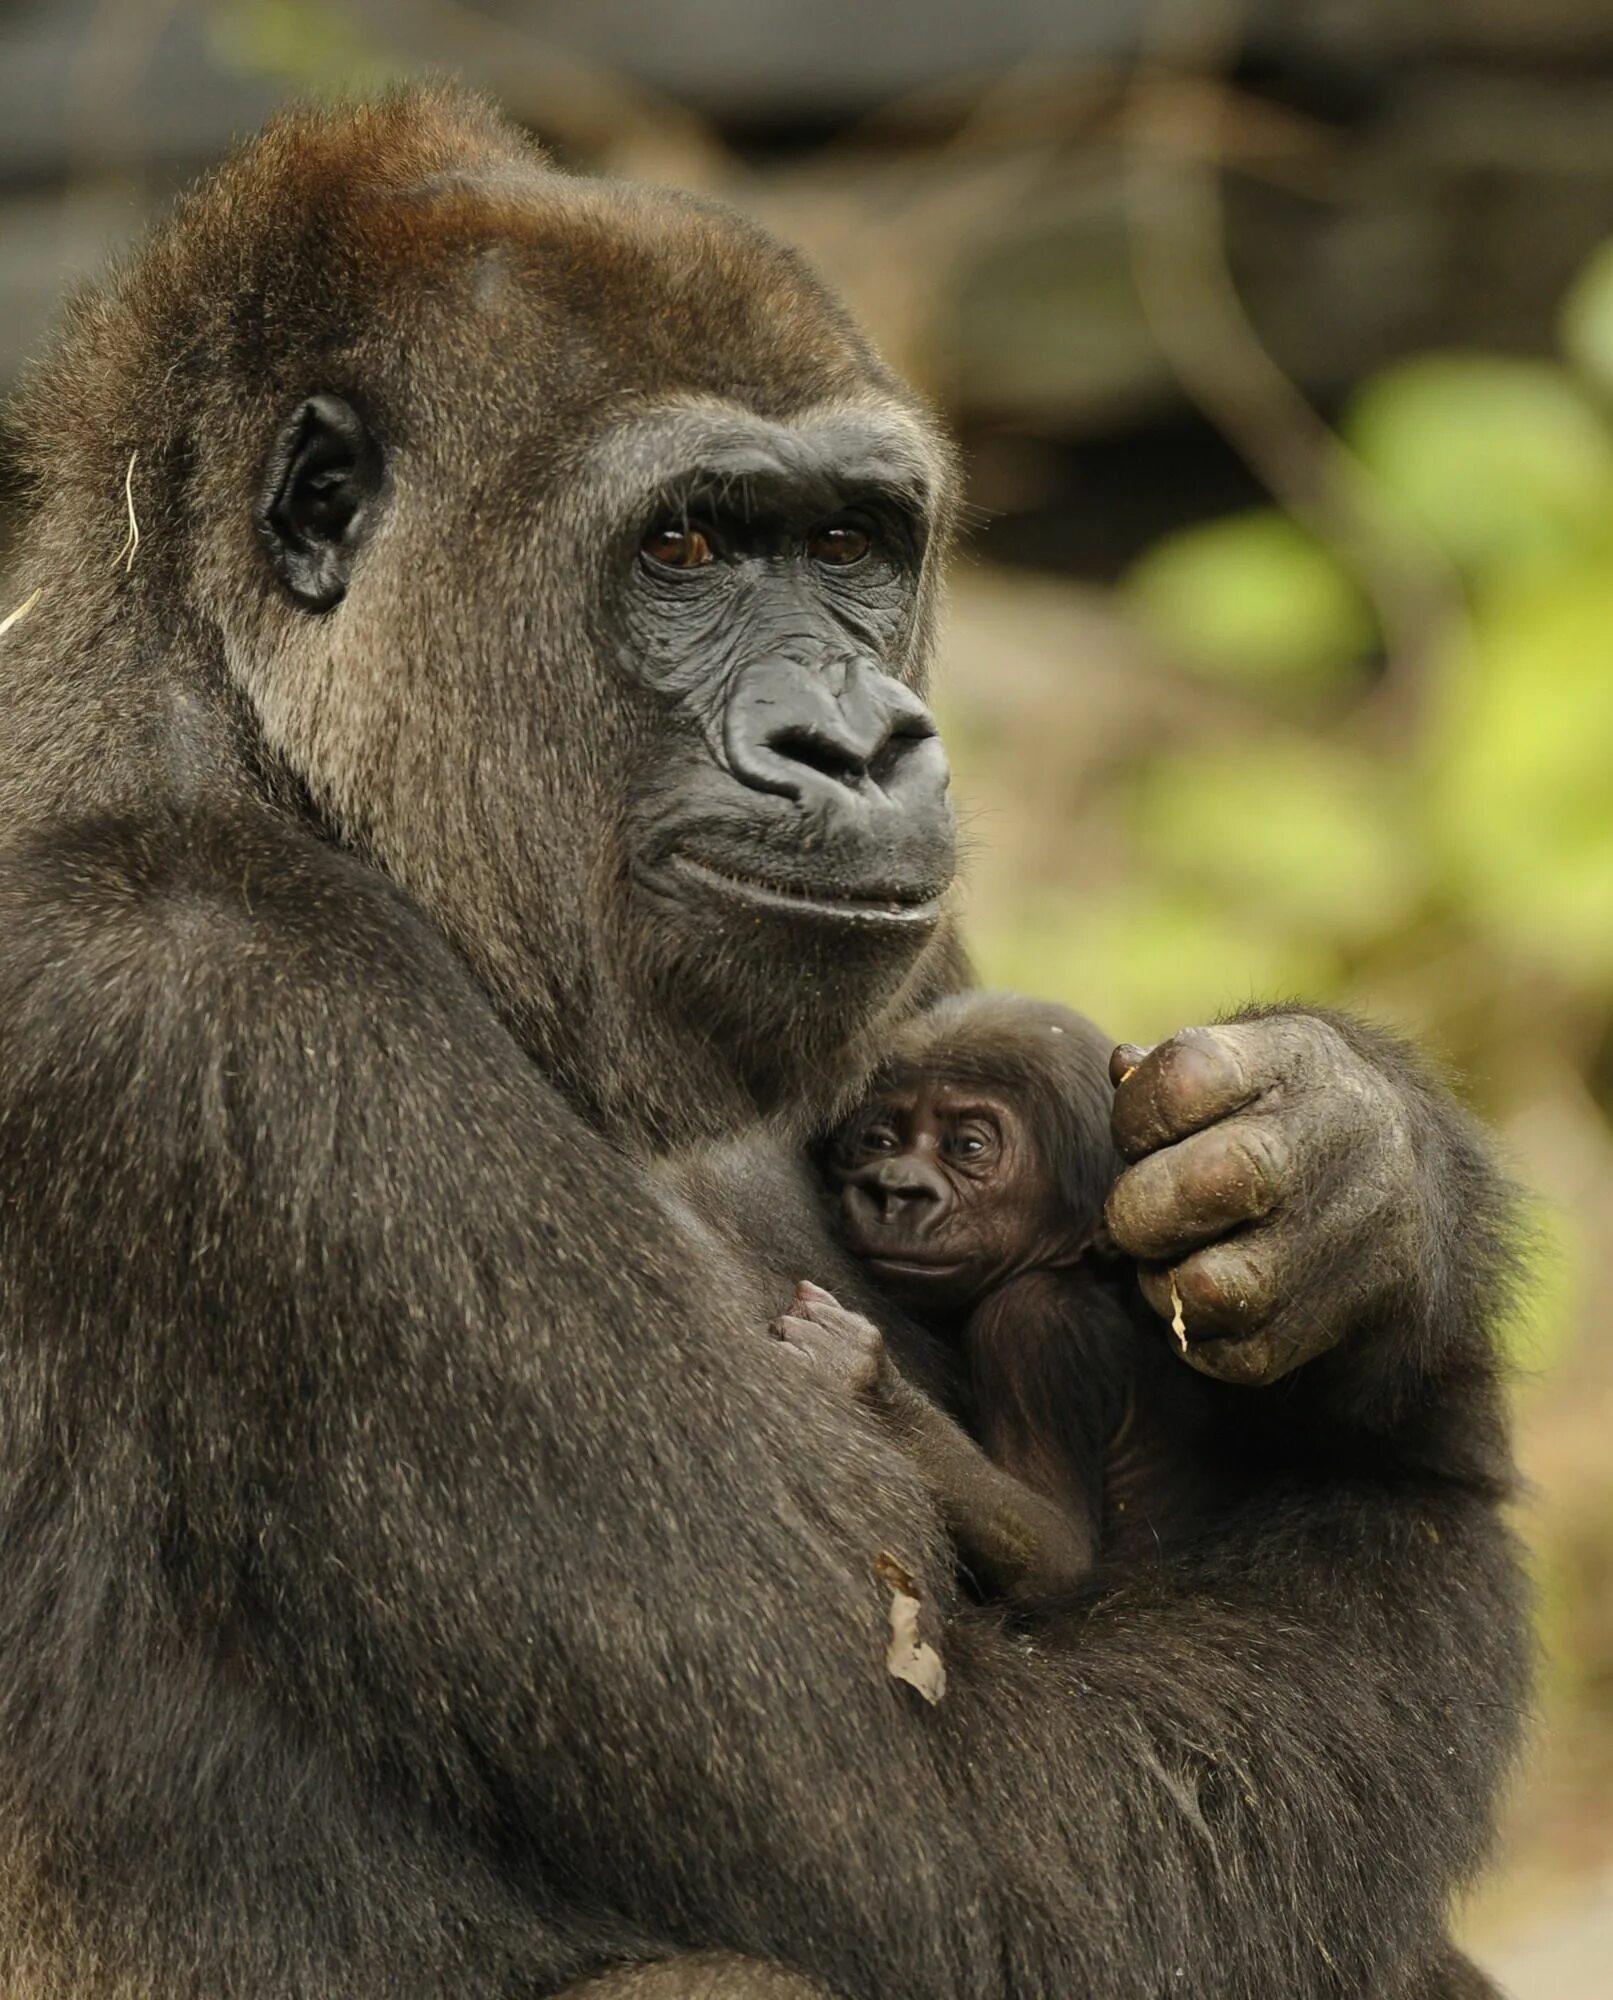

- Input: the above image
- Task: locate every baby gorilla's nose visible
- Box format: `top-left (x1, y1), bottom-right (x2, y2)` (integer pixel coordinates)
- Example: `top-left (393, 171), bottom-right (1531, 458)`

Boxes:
top-left (854, 1156), bottom-right (946, 1227)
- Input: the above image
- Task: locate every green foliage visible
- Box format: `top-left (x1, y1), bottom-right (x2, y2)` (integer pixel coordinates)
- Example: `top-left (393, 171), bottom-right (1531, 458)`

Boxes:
top-left (1089, 272), bottom-right (1613, 1015)
top-left (1131, 741), bottom-right (1421, 948)
top-left (1427, 561), bottom-right (1613, 986)
top-left (973, 884), bottom-right (1339, 1045)
top-left (1344, 353), bottom-right (1613, 574)
top-left (1123, 508), bottom-right (1376, 697)
top-left (206, 1), bottom-right (398, 92)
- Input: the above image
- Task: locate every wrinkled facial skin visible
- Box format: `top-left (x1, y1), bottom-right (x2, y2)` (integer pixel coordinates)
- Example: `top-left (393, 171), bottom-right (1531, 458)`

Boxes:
top-left (615, 421), bottom-right (955, 944)
top-left (831, 1079), bottom-right (1074, 1310)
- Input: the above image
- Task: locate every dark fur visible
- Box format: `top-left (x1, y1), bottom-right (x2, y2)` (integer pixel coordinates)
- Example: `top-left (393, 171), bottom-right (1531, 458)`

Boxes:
top-left (0, 89), bottom-right (1526, 1999)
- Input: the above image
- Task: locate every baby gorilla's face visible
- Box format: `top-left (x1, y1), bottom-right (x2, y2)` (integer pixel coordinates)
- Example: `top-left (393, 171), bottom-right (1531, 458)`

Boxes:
top-left (830, 1077), bottom-right (1069, 1309)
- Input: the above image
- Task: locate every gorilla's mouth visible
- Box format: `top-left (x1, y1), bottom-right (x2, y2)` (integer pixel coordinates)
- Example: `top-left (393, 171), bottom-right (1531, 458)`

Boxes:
top-left (864, 1255), bottom-right (967, 1280)
top-left (667, 853), bottom-right (945, 931)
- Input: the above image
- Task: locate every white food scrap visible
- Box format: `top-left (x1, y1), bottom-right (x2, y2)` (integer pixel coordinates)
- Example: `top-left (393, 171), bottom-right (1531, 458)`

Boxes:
top-left (1169, 1273), bottom-right (1189, 1355)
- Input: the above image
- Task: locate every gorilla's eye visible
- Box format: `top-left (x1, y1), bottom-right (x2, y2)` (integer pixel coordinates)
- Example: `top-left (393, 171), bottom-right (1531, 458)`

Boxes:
top-left (858, 1123), bottom-right (898, 1155)
top-left (641, 525), bottom-right (715, 570)
top-left (944, 1119), bottom-right (998, 1163)
top-left (808, 521), bottom-right (871, 568)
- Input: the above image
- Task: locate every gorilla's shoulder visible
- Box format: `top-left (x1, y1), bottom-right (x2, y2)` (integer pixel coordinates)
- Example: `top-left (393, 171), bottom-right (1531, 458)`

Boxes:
top-left (2, 805), bottom-right (446, 986)
top-left (0, 804), bottom-right (511, 1109)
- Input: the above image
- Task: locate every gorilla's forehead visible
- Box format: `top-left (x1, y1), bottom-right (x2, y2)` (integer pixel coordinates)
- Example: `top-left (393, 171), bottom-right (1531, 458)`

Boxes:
top-left (358, 166), bottom-right (890, 423)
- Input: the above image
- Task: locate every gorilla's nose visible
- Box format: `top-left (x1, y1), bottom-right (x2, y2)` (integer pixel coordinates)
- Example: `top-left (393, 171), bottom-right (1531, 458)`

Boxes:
top-left (726, 658), bottom-right (948, 817)
top-left (845, 1158), bottom-right (946, 1235)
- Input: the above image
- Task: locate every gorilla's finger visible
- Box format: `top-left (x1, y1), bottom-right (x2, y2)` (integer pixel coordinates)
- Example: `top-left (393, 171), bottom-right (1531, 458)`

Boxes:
top-left (1137, 1236), bottom-right (1279, 1341)
top-left (782, 1278), bottom-right (839, 1319)
top-left (1110, 1042), bottom-right (1153, 1087)
top-left (1111, 1027), bottom-right (1260, 1161)
top-left (1175, 1299), bottom-right (1332, 1385)
top-left (1106, 1118), bottom-right (1290, 1261)
top-left (777, 1318), bottom-right (835, 1360)
top-left (1179, 1328), bottom-right (1291, 1386)
top-left (796, 1296), bottom-right (879, 1342)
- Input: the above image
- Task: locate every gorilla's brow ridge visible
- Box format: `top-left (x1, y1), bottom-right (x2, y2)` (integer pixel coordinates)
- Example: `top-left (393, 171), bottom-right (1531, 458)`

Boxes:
top-left (589, 401), bottom-right (944, 524)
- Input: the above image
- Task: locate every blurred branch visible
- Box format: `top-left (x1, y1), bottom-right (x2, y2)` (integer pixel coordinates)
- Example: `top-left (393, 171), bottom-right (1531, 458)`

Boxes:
top-left (750, 56), bottom-right (1343, 402)
top-left (1122, 0), bottom-right (1471, 734)
top-left (846, 58), bottom-right (1341, 199)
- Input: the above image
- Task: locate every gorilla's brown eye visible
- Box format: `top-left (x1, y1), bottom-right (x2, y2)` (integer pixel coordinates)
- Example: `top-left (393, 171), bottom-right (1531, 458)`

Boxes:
top-left (808, 522), bottom-right (871, 567)
top-left (642, 525), bottom-right (714, 569)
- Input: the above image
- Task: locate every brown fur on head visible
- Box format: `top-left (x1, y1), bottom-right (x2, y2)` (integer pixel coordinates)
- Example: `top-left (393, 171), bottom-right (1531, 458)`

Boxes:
top-left (3, 86), bottom-right (962, 1147)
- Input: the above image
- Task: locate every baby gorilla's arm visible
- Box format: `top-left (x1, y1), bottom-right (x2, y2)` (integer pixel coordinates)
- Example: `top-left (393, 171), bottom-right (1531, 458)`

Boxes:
top-left (775, 1285), bottom-right (1096, 1601)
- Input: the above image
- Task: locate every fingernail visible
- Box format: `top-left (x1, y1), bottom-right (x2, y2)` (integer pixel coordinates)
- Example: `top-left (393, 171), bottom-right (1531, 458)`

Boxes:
top-left (797, 1279), bottom-right (837, 1302)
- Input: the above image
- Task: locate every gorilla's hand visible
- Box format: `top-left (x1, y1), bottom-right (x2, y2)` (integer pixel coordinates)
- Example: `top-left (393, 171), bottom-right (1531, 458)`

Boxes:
top-left (1102, 1011), bottom-right (1425, 1386)
top-left (772, 1282), bottom-right (896, 1401)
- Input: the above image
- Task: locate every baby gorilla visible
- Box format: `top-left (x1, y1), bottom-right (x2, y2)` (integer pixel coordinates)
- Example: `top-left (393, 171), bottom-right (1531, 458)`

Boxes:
top-left (784, 994), bottom-right (1204, 1602)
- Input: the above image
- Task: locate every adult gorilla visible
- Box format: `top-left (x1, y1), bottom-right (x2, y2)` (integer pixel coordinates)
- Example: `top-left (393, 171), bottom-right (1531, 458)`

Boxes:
top-left (0, 91), bottom-right (1525, 2000)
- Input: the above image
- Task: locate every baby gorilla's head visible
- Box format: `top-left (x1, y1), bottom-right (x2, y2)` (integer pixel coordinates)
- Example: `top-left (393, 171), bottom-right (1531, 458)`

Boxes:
top-left (827, 994), bottom-right (1121, 1311)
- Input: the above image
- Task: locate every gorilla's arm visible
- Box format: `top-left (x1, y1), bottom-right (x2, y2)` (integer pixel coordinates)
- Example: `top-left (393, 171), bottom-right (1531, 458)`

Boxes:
top-left (0, 820), bottom-right (1526, 2000)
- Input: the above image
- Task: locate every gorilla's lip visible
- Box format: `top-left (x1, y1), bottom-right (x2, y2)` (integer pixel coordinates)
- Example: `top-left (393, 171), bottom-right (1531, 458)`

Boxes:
top-left (863, 1254), bottom-right (966, 1276)
top-left (666, 852), bottom-right (945, 930)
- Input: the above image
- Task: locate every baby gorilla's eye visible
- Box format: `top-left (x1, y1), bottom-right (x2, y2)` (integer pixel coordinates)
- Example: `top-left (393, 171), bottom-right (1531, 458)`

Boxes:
top-left (944, 1120), bottom-right (997, 1162)
top-left (641, 524), bottom-right (715, 569)
top-left (859, 1125), bottom-right (898, 1154)
top-left (807, 520), bottom-right (871, 568)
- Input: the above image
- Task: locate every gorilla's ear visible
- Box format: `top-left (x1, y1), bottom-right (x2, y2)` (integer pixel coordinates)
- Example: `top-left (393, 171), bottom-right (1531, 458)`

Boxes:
top-left (257, 395), bottom-right (385, 611)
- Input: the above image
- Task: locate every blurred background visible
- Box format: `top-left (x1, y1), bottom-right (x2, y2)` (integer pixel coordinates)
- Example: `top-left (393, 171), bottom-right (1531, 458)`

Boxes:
top-left (2, 0), bottom-right (1610, 1988)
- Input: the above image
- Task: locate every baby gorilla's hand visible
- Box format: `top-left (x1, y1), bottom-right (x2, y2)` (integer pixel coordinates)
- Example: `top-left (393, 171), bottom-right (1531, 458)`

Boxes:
top-left (771, 1281), bottom-right (893, 1401)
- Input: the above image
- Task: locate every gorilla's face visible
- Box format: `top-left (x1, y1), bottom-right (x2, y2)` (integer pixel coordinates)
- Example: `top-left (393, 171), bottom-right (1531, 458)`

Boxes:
top-left (232, 173), bottom-right (959, 1135)
top-left (616, 414), bottom-right (954, 946)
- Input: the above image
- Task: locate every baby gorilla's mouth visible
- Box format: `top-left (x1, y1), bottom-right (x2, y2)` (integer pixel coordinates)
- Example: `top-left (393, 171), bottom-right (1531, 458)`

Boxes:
top-left (842, 1217), bottom-right (969, 1285)
top-left (668, 852), bottom-right (944, 931)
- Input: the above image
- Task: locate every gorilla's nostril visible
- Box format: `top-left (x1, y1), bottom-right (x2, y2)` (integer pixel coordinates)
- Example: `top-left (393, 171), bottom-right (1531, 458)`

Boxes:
top-left (770, 728), bottom-right (867, 789)
top-left (869, 723), bottom-right (931, 787)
